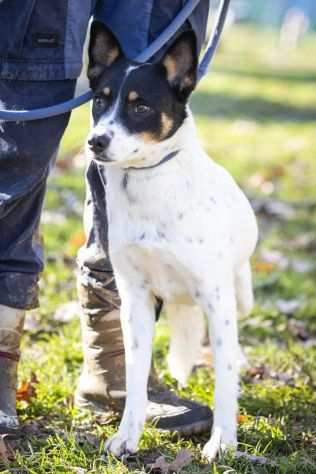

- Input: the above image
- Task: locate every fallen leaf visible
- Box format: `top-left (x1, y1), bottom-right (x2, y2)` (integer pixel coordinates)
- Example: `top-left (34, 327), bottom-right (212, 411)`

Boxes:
top-left (69, 231), bottom-right (86, 250)
top-left (75, 432), bottom-right (99, 447)
top-left (254, 261), bottom-right (276, 273)
top-left (149, 455), bottom-right (170, 474)
top-left (246, 365), bottom-right (266, 380)
top-left (16, 372), bottom-right (39, 403)
top-left (237, 414), bottom-right (250, 424)
top-left (0, 435), bottom-right (14, 461)
top-left (288, 320), bottom-right (310, 341)
top-left (148, 450), bottom-right (193, 473)
top-left (259, 249), bottom-right (289, 269)
top-left (169, 449), bottom-right (193, 471)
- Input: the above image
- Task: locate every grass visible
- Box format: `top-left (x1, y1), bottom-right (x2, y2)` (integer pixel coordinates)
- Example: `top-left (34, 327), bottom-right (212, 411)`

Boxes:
top-left (1, 25), bottom-right (316, 473)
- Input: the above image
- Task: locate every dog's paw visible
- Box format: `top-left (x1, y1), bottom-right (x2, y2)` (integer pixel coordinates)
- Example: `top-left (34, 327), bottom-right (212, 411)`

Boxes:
top-left (104, 431), bottom-right (138, 458)
top-left (202, 427), bottom-right (237, 462)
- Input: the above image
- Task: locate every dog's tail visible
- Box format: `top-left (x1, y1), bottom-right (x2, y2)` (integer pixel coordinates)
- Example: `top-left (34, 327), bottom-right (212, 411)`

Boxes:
top-left (165, 304), bottom-right (205, 386)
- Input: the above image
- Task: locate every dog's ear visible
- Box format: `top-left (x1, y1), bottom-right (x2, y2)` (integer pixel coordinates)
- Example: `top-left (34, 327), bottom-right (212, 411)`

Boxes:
top-left (161, 31), bottom-right (197, 100)
top-left (88, 21), bottom-right (122, 85)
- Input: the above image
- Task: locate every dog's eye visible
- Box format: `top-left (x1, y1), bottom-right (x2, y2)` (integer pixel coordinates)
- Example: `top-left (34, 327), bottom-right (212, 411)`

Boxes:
top-left (94, 95), bottom-right (106, 109)
top-left (134, 104), bottom-right (151, 114)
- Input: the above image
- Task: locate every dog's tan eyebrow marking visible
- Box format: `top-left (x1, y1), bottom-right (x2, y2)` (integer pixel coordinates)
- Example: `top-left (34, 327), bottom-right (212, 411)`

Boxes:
top-left (103, 87), bottom-right (111, 96)
top-left (128, 91), bottom-right (139, 101)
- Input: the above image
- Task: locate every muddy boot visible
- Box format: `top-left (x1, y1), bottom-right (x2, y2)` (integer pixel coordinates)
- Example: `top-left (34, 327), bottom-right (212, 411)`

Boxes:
top-left (75, 271), bottom-right (212, 434)
top-left (0, 305), bottom-right (25, 434)
top-left (75, 267), bottom-right (125, 412)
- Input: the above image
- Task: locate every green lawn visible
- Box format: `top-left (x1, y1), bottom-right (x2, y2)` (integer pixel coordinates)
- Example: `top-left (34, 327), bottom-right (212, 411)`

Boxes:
top-left (2, 26), bottom-right (316, 473)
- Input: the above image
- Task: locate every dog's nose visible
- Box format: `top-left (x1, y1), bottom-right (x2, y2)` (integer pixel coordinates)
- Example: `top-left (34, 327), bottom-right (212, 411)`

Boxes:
top-left (88, 133), bottom-right (111, 153)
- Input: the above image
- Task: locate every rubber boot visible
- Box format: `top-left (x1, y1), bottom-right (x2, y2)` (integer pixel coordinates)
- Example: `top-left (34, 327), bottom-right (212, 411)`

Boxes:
top-left (75, 268), bottom-right (126, 412)
top-left (0, 305), bottom-right (25, 434)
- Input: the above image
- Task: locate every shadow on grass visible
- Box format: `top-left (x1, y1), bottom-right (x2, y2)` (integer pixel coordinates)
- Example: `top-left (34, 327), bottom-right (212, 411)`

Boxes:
top-left (191, 91), bottom-right (316, 123)
top-left (214, 66), bottom-right (316, 84)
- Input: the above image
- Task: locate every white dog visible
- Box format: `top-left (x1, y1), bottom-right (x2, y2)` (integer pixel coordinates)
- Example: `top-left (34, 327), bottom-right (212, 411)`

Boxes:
top-left (86, 21), bottom-right (258, 461)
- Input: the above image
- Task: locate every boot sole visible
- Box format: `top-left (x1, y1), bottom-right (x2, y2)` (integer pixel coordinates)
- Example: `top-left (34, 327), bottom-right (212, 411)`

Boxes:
top-left (0, 425), bottom-right (20, 436)
top-left (156, 418), bottom-right (212, 435)
top-left (75, 396), bottom-right (212, 436)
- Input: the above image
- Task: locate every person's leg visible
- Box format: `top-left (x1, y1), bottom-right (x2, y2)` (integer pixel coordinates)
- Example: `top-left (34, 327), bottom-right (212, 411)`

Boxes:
top-left (0, 79), bottom-right (76, 431)
top-left (76, 160), bottom-right (125, 411)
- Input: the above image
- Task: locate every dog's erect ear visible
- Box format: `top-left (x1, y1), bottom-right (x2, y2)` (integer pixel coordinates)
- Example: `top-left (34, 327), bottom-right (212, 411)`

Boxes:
top-left (88, 21), bottom-right (122, 84)
top-left (161, 31), bottom-right (197, 100)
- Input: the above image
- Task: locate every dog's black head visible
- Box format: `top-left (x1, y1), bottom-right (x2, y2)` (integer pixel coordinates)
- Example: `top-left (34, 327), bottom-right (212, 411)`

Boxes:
top-left (87, 21), bottom-right (197, 166)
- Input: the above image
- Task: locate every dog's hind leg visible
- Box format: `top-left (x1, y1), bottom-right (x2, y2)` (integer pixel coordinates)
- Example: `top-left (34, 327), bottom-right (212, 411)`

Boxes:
top-left (198, 272), bottom-right (239, 462)
top-left (235, 261), bottom-right (254, 318)
top-left (166, 304), bottom-right (205, 387)
top-left (235, 261), bottom-right (254, 368)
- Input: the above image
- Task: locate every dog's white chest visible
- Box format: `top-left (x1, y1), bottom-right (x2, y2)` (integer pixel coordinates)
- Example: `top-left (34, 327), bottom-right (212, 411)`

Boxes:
top-left (105, 145), bottom-right (257, 307)
top-left (121, 241), bottom-right (195, 304)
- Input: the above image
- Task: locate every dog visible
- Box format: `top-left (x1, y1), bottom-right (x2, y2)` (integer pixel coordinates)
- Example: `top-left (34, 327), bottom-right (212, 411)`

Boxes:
top-left (86, 21), bottom-right (258, 461)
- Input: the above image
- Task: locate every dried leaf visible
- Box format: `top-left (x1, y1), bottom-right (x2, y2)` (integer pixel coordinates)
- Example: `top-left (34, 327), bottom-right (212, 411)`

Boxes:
top-left (259, 249), bottom-right (289, 269)
top-left (69, 231), bottom-right (86, 250)
top-left (16, 372), bottom-right (39, 403)
top-left (0, 435), bottom-right (14, 461)
top-left (237, 414), bottom-right (250, 424)
top-left (169, 449), bottom-right (193, 471)
top-left (148, 450), bottom-right (193, 473)
top-left (246, 365), bottom-right (266, 380)
top-left (288, 320), bottom-right (310, 341)
top-left (75, 432), bottom-right (99, 447)
top-left (254, 261), bottom-right (276, 273)
top-left (149, 455), bottom-right (170, 474)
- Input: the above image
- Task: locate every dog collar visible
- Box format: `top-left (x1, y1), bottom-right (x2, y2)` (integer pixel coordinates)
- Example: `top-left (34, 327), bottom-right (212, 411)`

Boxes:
top-left (125, 149), bottom-right (180, 171)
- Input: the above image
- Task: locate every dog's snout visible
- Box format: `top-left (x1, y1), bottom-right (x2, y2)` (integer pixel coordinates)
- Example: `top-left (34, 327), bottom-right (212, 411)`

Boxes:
top-left (88, 133), bottom-right (112, 153)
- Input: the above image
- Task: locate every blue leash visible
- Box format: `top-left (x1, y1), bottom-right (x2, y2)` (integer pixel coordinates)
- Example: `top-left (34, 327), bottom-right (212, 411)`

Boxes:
top-left (0, 0), bottom-right (230, 122)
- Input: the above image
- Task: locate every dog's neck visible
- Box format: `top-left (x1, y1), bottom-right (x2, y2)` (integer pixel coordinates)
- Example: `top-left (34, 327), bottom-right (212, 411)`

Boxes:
top-left (120, 109), bottom-right (201, 172)
top-left (103, 111), bottom-right (206, 221)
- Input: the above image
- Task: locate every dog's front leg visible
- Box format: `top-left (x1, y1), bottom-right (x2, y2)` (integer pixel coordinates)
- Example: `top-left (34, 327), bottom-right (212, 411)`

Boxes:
top-left (199, 276), bottom-right (239, 462)
top-left (105, 287), bottom-right (155, 458)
